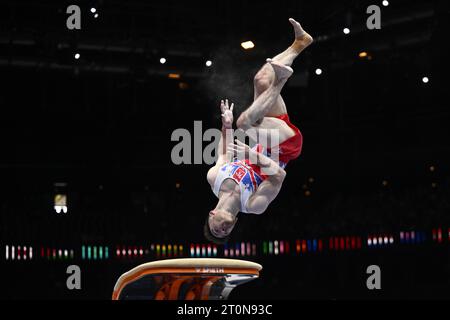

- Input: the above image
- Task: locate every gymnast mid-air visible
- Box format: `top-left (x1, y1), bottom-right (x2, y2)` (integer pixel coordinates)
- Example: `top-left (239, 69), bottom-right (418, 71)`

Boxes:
top-left (204, 18), bottom-right (314, 243)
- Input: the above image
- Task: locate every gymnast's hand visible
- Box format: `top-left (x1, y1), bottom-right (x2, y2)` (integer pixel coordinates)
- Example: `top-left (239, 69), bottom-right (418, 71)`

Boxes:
top-left (220, 99), bottom-right (234, 129)
top-left (227, 139), bottom-right (253, 161)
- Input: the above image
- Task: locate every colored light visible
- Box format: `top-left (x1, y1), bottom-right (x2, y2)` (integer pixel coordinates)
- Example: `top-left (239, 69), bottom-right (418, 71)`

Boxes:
top-left (82, 246), bottom-right (86, 260)
top-left (263, 241), bottom-right (268, 255)
top-left (229, 248), bottom-right (234, 257)
top-left (12, 246), bottom-right (15, 260)
top-left (5, 245), bottom-right (8, 260)
top-left (359, 51), bottom-right (368, 58)
top-left (23, 247), bottom-right (27, 260)
top-left (296, 240), bottom-right (301, 253)
top-left (18, 246), bottom-right (21, 260)
top-left (87, 246), bottom-right (91, 260)
top-left (207, 245), bottom-right (212, 257)
top-left (247, 242), bottom-right (251, 256)
top-left (29, 247), bottom-right (33, 259)
top-left (190, 245), bottom-right (195, 257)
top-left (268, 241), bottom-right (273, 255)
top-left (93, 247), bottom-right (97, 260)
top-left (252, 244), bottom-right (257, 256)
top-left (368, 238), bottom-right (372, 246)
top-left (196, 245), bottom-right (200, 257)
top-left (280, 241), bottom-right (285, 254)
top-left (213, 246), bottom-right (218, 257)
top-left (302, 240), bottom-right (307, 252)
top-left (64, 249), bottom-right (68, 258)
top-left (224, 248), bottom-right (229, 257)
top-left (104, 247), bottom-right (108, 259)
top-left (201, 245), bottom-right (206, 257)
top-left (99, 247), bottom-right (103, 259)
top-left (241, 243), bottom-right (246, 256)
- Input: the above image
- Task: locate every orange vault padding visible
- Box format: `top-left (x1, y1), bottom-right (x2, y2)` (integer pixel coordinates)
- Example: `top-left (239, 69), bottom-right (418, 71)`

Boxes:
top-left (112, 258), bottom-right (263, 300)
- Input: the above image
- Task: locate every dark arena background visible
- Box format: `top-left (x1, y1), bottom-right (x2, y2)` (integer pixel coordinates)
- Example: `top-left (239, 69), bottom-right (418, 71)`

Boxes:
top-left (1, 0), bottom-right (450, 301)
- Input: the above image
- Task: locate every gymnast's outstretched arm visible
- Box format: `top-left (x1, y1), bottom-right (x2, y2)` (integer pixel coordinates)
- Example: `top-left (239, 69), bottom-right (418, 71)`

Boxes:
top-left (207, 99), bottom-right (234, 185)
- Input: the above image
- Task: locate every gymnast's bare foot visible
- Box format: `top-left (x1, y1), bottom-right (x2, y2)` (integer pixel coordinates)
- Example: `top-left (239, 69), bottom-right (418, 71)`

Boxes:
top-left (289, 18), bottom-right (313, 52)
top-left (267, 60), bottom-right (293, 82)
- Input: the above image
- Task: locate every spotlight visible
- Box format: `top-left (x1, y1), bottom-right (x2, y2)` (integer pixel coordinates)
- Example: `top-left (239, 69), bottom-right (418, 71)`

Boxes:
top-left (241, 41), bottom-right (255, 50)
top-left (359, 51), bottom-right (368, 58)
top-left (90, 8), bottom-right (96, 13)
top-left (343, 28), bottom-right (350, 35)
top-left (205, 60), bottom-right (212, 67)
top-left (74, 53), bottom-right (80, 60)
top-left (94, 13), bottom-right (99, 18)
top-left (315, 68), bottom-right (322, 75)
top-left (160, 57), bottom-right (166, 64)
top-left (422, 76), bottom-right (429, 84)
top-left (382, 0), bottom-right (389, 6)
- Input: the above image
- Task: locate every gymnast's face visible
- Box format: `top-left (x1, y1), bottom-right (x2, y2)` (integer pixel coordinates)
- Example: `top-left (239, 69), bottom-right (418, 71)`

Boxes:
top-left (208, 210), bottom-right (237, 238)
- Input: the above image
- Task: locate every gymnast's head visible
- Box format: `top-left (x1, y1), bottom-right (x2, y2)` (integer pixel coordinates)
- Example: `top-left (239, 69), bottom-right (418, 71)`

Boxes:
top-left (204, 210), bottom-right (238, 244)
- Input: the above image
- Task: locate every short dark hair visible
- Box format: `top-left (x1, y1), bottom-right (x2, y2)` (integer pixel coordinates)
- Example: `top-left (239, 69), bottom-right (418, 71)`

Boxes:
top-left (203, 216), bottom-right (230, 245)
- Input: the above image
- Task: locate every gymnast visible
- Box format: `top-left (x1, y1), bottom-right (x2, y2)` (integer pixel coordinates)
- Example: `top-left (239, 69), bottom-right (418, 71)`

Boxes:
top-left (205, 18), bottom-right (313, 244)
